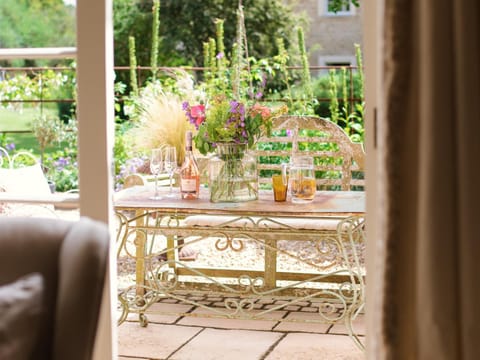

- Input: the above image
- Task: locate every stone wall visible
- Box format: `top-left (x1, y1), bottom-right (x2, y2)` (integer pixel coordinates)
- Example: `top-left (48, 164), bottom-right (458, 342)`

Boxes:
top-left (289, 0), bottom-right (363, 72)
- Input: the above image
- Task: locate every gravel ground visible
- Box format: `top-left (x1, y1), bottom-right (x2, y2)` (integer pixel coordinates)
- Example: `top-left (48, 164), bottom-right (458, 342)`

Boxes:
top-left (116, 234), bottom-right (365, 291)
top-left (1, 206), bottom-right (365, 291)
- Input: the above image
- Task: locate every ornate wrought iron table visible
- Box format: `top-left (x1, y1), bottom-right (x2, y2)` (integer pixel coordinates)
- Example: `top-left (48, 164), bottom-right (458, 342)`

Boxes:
top-left (115, 186), bottom-right (366, 349)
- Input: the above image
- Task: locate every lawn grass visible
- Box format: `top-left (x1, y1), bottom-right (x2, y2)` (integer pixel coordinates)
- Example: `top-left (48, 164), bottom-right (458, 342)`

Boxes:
top-left (0, 106), bottom-right (62, 155)
top-left (0, 106), bottom-right (57, 130)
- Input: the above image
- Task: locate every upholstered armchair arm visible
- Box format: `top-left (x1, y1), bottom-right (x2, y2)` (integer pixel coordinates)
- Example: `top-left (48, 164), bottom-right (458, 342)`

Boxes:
top-left (0, 217), bottom-right (109, 360)
top-left (53, 217), bottom-right (109, 360)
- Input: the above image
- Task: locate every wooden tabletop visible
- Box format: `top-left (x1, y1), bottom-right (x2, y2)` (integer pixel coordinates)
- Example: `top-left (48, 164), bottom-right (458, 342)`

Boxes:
top-left (114, 186), bottom-right (365, 218)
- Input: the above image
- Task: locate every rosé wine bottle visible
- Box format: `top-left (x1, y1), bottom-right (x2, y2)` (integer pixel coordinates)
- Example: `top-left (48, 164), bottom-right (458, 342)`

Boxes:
top-left (179, 131), bottom-right (200, 199)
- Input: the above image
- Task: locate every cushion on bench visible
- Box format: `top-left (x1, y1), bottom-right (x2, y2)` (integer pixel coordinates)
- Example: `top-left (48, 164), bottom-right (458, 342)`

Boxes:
top-left (183, 215), bottom-right (340, 231)
top-left (0, 164), bottom-right (51, 197)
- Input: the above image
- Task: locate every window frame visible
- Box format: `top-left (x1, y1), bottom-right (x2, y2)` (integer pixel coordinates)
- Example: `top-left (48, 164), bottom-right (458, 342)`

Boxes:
top-left (318, 0), bottom-right (357, 17)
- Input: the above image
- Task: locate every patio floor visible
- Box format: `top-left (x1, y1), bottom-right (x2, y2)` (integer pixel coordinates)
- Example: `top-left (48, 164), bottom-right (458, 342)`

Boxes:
top-left (117, 300), bottom-right (365, 360)
top-left (9, 209), bottom-right (365, 359)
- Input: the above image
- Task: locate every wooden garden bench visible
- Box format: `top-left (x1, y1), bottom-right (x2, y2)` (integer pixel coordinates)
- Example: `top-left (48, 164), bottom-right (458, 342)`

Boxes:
top-left (254, 115), bottom-right (365, 191)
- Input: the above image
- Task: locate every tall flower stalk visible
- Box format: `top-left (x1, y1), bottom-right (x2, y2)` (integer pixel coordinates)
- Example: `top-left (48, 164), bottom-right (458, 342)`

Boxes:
top-left (328, 69), bottom-right (339, 124)
top-left (203, 38), bottom-right (218, 99)
top-left (297, 27), bottom-right (313, 102)
top-left (128, 36), bottom-right (139, 96)
top-left (341, 67), bottom-right (349, 128)
top-left (215, 19), bottom-right (228, 95)
top-left (150, 0), bottom-right (160, 80)
top-left (231, 6), bottom-right (244, 99)
top-left (203, 41), bottom-right (211, 85)
top-left (275, 37), bottom-right (294, 110)
top-left (354, 43), bottom-right (364, 99)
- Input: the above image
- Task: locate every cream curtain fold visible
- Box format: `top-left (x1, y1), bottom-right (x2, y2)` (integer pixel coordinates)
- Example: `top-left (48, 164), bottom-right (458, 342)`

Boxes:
top-left (375, 0), bottom-right (480, 358)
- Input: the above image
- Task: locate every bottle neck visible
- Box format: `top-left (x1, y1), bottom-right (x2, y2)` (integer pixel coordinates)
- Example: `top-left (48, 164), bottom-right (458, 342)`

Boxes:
top-left (185, 131), bottom-right (193, 152)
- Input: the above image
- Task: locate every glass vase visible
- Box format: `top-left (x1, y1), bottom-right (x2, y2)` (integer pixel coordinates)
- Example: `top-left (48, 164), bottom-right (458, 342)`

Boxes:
top-left (208, 143), bottom-right (258, 203)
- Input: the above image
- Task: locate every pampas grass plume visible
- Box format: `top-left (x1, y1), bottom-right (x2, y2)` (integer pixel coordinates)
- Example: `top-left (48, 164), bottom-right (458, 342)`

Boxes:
top-left (131, 91), bottom-right (194, 165)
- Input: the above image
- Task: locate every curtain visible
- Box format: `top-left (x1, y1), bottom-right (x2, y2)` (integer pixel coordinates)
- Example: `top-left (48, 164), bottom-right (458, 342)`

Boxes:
top-left (375, 0), bottom-right (480, 358)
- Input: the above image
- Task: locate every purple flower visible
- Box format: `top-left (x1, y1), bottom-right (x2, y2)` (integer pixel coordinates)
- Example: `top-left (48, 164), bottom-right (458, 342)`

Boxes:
top-left (54, 157), bottom-right (70, 171)
top-left (261, 73), bottom-right (267, 88)
top-left (229, 100), bottom-right (239, 111)
top-left (5, 143), bottom-right (15, 151)
top-left (216, 52), bottom-right (224, 59)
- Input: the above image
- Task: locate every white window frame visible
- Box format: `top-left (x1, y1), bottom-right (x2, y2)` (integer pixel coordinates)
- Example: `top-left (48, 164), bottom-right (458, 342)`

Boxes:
top-left (0, 9), bottom-right (116, 355)
top-left (318, 55), bottom-right (357, 67)
top-left (318, 0), bottom-right (357, 17)
top-left (317, 55), bottom-right (357, 76)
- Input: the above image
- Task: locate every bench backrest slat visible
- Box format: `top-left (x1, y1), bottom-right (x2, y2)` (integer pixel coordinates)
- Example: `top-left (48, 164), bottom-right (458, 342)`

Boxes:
top-left (253, 115), bottom-right (365, 191)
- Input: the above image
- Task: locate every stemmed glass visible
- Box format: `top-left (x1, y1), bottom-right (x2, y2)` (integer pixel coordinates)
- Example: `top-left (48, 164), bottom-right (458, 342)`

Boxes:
top-left (163, 146), bottom-right (177, 198)
top-left (149, 148), bottom-right (163, 200)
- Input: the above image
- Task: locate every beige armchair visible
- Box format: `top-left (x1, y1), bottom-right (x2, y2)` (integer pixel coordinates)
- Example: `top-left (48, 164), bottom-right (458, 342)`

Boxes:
top-left (0, 217), bottom-right (109, 360)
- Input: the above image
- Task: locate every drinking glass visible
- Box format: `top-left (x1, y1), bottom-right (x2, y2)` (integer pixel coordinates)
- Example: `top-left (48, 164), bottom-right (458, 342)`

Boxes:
top-left (272, 174), bottom-right (288, 202)
top-left (164, 146), bottom-right (177, 197)
top-left (150, 148), bottom-right (163, 200)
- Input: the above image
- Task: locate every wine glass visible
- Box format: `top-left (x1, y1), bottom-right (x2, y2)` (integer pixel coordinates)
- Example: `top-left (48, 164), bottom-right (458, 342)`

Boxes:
top-left (149, 148), bottom-right (163, 200)
top-left (163, 146), bottom-right (177, 197)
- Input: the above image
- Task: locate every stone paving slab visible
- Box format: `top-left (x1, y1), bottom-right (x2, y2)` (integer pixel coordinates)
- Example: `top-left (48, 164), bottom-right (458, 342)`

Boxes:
top-left (118, 322), bottom-right (201, 359)
top-left (265, 333), bottom-right (364, 360)
top-left (177, 307), bottom-right (286, 331)
top-left (118, 297), bottom-right (364, 359)
top-left (171, 328), bottom-right (283, 360)
top-left (273, 311), bottom-right (330, 333)
top-left (126, 302), bottom-right (195, 324)
top-left (329, 314), bottom-right (365, 336)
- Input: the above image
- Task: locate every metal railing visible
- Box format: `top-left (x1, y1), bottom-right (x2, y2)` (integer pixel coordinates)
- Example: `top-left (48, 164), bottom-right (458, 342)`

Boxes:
top-left (0, 64), bottom-right (363, 137)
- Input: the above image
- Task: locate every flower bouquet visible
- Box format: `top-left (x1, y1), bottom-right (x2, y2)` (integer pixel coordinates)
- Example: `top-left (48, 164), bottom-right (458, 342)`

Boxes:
top-left (183, 96), bottom-right (286, 202)
top-left (183, 95), bottom-right (285, 154)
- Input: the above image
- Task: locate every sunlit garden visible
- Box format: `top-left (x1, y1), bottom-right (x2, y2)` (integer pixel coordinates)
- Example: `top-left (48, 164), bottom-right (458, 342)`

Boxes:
top-left (0, 0), bottom-right (365, 194)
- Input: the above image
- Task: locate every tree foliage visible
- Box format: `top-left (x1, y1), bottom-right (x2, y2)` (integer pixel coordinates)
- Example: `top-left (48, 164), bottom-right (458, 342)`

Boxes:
top-left (0, 0), bottom-right (75, 66)
top-left (113, 0), bottom-right (305, 84)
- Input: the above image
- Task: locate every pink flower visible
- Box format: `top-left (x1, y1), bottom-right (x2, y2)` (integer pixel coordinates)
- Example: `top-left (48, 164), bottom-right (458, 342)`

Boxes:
top-left (191, 104), bottom-right (206, 126)
top-left (249, 103), bottom-right (271, 120)
top-left (183, 102), bottom-right (206, 129)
